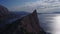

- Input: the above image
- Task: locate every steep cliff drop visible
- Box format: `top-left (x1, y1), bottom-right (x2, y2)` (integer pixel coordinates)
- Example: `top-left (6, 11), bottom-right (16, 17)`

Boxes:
top-left (0, 10), bottom-right (46, 34)
top-left (18, 10), bottom-right (46, 34)
top-left (0, 5), bottom-right (9, 21)
top-left (0, 5), bottom-right (18, 32)
top-left (0, 5), bottom-right (20, 23)
top-left (0, 5), bottom-right (9, 16)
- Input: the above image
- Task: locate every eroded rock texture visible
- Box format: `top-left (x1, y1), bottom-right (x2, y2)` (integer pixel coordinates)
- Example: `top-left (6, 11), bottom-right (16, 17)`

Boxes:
top-left (0, 10), bottom-right (46, 34)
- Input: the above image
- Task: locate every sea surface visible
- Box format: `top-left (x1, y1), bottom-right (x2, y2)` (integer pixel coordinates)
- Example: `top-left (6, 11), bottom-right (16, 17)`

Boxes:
top-left (38, 14), bottom-right (60, 34)
top-left (0, 12), bottom-right (60, 34)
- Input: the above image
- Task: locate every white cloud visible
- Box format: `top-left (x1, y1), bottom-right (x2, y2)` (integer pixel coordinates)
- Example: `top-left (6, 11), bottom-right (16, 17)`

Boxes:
top-left (9, 0), bottom-right (60, 13)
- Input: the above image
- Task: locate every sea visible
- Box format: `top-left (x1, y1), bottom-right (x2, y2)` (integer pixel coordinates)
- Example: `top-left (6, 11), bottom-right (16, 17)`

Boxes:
top-left (38, 13), bottom-right (60, 34)
top-left (0, 11), bottom-right (60, 34)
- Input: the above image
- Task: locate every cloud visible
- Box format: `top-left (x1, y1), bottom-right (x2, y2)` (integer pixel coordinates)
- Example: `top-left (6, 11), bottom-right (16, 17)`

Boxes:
top-left (9, 0), bottom-right (60, 13)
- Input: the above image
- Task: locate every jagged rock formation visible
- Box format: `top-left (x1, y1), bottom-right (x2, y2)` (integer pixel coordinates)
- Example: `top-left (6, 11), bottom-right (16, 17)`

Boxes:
top-left (0, 10), bottom-right (46, 34)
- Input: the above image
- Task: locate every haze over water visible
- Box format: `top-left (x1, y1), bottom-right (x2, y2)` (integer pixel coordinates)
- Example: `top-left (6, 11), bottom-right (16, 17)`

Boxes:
top-left (38, 14), bottom-right (60, 34)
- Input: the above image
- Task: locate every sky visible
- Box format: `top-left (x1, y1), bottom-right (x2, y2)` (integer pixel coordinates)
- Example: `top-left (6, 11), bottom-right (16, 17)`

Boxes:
top-left (0, 0), bottom-right (60, 13)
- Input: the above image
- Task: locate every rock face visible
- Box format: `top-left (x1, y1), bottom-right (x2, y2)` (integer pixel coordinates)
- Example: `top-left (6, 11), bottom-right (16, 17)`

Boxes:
top-left (0, 5), bottom-right (9, 17)
top-left (0, 5), bottom-right (20, 23)
top-left (0, 10), bottom-right (46, 34)
top-left (0, 5), bottom-right (9, 22)
top-left (17, 10), bottom-right (46, 34)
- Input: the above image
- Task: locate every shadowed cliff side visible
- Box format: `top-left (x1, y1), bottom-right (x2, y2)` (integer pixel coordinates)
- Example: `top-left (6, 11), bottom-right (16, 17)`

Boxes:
top-left (17, 10), bottom-right (46, 34)
top-left (0, 10), bottom-right (46, 34)
top-left (0, 5), bottom-right (9, 16)
top-left (0, 5), bottom-right (15, 22)
top-left (0, 5), bottom-right (9, 21)
top-left (0, 5), bottom-right (21, 21)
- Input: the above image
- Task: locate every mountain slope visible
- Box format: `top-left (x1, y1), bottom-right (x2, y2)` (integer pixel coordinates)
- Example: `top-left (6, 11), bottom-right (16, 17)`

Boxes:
top-left (0, 10), bottom-right (46, 34)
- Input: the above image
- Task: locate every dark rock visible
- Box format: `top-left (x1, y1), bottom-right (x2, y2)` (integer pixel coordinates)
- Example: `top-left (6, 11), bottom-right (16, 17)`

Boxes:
top-left (0, 5), bottom-right (10, 22)
top-left (0, 5), bottom-right (20, 23)
top-left (0, 5), bottom-right (9, 17)
top-left (0, 10), bottom-right (46, 34)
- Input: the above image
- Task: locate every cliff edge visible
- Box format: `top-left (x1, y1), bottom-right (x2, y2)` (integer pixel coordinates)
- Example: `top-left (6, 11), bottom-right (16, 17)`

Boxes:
top-left (0, 10), bottom-right (46, 34)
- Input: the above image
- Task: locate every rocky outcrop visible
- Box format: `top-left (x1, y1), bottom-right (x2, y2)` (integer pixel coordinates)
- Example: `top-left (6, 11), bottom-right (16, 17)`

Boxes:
top-left (0, 5), bottom-right (9, 17)
top-left (18, 10), bottom-right (46, 34)
top-left (0, 10), bottom-right (46, 34)
top-left (0, 5), bottom-right (10, 22)
top-left (0, 5), bottom-right (20, 23)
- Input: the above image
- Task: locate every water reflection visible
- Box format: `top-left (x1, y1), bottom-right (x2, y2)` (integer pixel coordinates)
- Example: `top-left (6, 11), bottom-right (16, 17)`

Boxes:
top-left (51, 15), bottom-right (60, 34)
top-left (38, 14), bottom-right (60, 34)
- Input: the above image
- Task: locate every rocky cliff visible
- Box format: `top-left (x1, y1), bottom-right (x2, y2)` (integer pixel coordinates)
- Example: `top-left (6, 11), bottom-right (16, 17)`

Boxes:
top-left (0, 5), bottom-right (9, 17)
top-left (0, 10), bottom-right (46, 34)
top-left (0, 5), bottom-right (9, 21)
top-left (0, 5), bottom-right (20, 23)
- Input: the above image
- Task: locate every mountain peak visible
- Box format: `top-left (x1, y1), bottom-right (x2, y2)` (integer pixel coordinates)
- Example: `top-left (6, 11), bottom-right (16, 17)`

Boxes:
top-left (0, 5), bottom-right (9, 17)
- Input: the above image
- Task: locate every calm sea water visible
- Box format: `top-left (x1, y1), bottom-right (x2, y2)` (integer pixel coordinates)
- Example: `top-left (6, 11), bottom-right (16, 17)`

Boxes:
top-left (38, 14), bottom-right (60, 34)
top-left (0, 13), bottom-right (60, 34)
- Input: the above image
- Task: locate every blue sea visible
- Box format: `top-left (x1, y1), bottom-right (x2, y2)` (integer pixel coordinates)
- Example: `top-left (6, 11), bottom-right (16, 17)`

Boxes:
top-left (0, 11), bottom-right (60, 34)
top-left (38, 13), bottom-right (60, 34)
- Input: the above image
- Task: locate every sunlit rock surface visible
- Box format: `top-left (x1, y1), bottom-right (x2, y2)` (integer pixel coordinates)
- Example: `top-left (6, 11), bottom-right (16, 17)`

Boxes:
top-left (0, 10), bottom-right (46, 34)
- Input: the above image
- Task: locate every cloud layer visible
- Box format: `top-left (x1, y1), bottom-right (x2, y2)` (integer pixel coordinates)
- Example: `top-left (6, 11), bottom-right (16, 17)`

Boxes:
top-left (9, 0), bottom-right (60, 13)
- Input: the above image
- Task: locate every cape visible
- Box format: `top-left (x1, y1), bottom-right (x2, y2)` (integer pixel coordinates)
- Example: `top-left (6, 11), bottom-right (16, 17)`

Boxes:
top-left (0, 10), bottom-right (46, 34)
